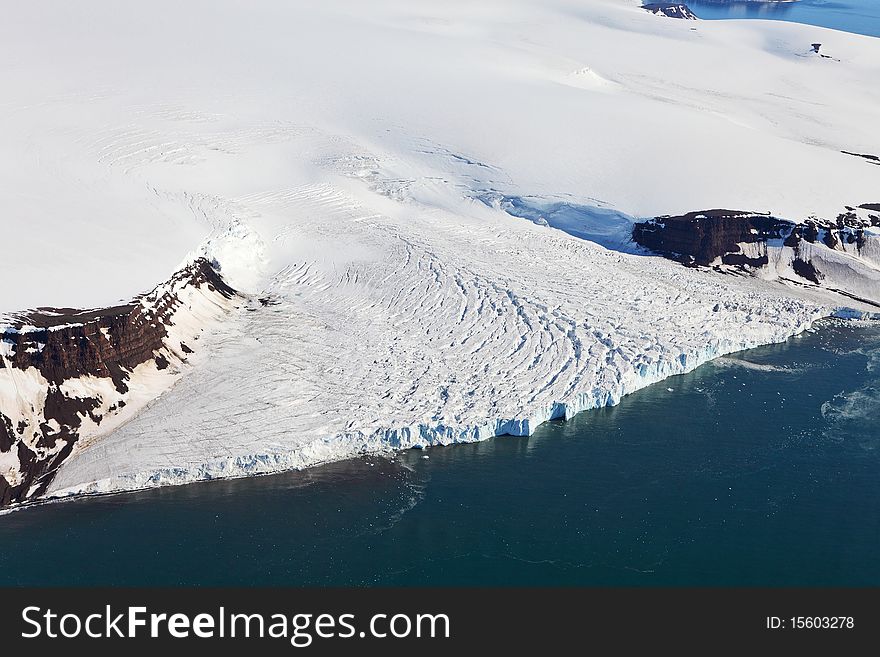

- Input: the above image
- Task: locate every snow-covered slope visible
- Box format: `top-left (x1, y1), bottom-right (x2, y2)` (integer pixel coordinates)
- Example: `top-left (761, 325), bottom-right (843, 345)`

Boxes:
top-left (1, 0), bottom-right (879, 503)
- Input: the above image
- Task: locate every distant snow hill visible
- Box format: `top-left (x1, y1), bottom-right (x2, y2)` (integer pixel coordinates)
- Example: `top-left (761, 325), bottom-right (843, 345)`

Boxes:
top-left (2, 0), bottom-right (879, 508)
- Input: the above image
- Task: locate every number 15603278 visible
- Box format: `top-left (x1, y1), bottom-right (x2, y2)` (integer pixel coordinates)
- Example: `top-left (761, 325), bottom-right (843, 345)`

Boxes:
top-left (766, 616), bottom-right (854, 630)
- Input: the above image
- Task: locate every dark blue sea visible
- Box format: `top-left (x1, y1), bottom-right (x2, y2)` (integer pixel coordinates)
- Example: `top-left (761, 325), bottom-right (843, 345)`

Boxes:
top-left (1, 320), bottom-right (879, 586)
top-left (688, 0), bottom-right (880, 38)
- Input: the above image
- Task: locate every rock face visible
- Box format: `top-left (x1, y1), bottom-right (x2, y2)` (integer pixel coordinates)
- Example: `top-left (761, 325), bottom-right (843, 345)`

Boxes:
top-left (632, 205), bottom-right (880, 306)
top-left (0, 258), bottom-right (238, 507)
top-left (632, 210), bottom-right (788, 267)
top-left (642, 3), bottom-right (698, 20)
top-left (842, 151), bottom-right (880, 166)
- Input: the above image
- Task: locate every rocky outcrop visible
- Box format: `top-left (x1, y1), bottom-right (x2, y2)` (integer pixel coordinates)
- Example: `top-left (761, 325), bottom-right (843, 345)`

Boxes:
top-left (642, 3), bottom-right (698, 20)
top-left (631, 210), bottom-right (788, 267)
top-left (633, 207), bottom-right (880, 266)
top-left (0, 258), bottom-right (239, 507)
top-left (842, 151), bottom-right (880, 166)
top-left (632, 205), bottom-right (880, 306)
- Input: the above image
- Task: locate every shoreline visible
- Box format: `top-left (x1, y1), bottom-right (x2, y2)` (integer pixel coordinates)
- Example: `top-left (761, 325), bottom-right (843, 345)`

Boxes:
top-left (5, 310), bottom-right (874, 516)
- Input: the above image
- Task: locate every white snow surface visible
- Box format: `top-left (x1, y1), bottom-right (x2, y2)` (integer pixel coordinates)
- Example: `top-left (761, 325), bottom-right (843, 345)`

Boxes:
top-left (0, 0), bottom-right (878, 497)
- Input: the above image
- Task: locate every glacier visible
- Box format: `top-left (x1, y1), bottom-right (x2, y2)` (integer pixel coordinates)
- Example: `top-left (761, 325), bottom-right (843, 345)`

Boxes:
top-left (1, 0), bottom-right (879, 505)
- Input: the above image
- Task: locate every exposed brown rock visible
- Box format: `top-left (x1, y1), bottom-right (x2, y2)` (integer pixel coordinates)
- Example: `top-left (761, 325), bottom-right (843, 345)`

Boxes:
top-left (631, 210), bottom-right (785, 267)
top-left (1, 258), bottom-right (234, 387)
top-left (0, 258), bottom-right (237, 507)
top-left (632, 206), bottom-right (878, 285)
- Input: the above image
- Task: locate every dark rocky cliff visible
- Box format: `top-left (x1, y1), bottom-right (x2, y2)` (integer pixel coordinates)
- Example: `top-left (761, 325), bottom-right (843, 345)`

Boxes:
top-left (0, 258), bottom-right (237, 506)
top-left (632, 206), bottom-right (880, 273)
top-left (631, 210), bottom-right (788, 267)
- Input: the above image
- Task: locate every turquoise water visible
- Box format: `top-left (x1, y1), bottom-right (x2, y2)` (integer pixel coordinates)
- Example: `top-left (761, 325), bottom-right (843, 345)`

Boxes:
top-left (1, 321), bottom-right (879, 586)
top-left (688, 0), bottom-right (880, 38)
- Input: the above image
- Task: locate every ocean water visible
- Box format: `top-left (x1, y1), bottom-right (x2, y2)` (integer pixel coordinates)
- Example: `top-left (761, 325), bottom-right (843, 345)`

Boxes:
top-left (1, 320), bottom-right (879, 586)
top-left (688, 0), bottom-right (880, 38)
